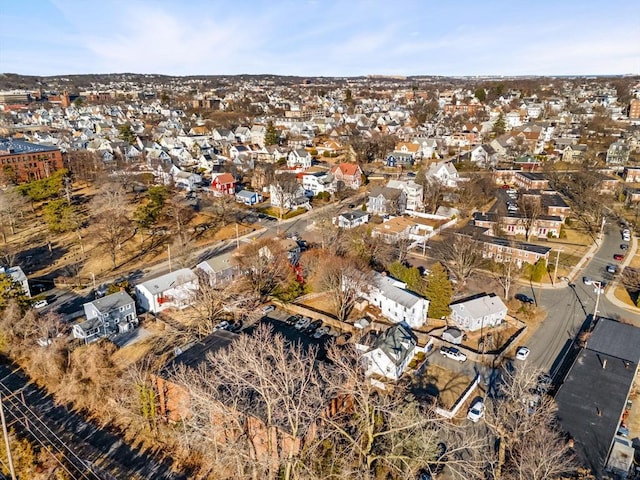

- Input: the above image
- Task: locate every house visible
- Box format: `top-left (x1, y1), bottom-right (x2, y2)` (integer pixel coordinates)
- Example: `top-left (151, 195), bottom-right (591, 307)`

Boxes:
top-left (606, 142), bottom-right (630, 165)
top-left (555, 318), bottom-right (640, 478)
top-left (301, 171), bottom-right (334, 197)
top-left (334, 210), bottom-right (369, 229)
top-left (470, 144), bottom-right (498, 167)
top-left (426, 161), bottom-right (458, 187)
top-left (449, 293), bottom-right (507, 332)
top-left (561, 144), bottom-right (588, 163)
top-left (260, 238), bottom-right (302, 266)
top-left (135, 268), bottom-right (199, 314)
top-left (387, 179), bottom-right (424, 211)
top-left (361, 324), bottom-right (417, 381)
top-left (196, 251), bottom-right (241, 286)
top-left (287, 149), bottom-right (312, 169)
top-left (330, 163), bottom-right (364, 189)
top-left (363, 272), bottom-right (429, 329)
top-left (622, 166), bottom-right (640, 183)
top-left (367, 186), bottom-right (407, 216)
top-left (170, 165), bottom-right (202, 191)
top-left (0, 266), bottom-right (30, 297)
top-left (371, 216), bottom-right (415, 243)
top-left (269, 183), bottom-right (308, 209)
top-left (235, 189), bottom-right (263, 206)
top-left (473, 211), bottom-right (563, 239)
top-left (209, 172), bottom-right (236, 196)
top-left (73, 291), bottom-right (138, 343)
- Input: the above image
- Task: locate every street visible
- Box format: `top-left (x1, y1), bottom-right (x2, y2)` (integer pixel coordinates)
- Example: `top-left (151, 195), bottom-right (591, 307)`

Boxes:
top-left (521, 220), bottom-right (637, 376)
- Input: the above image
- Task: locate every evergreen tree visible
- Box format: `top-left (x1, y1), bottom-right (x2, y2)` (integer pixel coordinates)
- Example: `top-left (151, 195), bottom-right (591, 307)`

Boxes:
top-left (264, 121), bottom-right (279, 146)
top-left (387, 262), bottom-right (423, 294)
top-left (118, 123), bottom-right (136, 144)
top-left (0, 273), bottom-right (32, 312)
top-left (492, 113), bottom-right (506, 136)
top-left (424, 263), bottom-right (453, 319)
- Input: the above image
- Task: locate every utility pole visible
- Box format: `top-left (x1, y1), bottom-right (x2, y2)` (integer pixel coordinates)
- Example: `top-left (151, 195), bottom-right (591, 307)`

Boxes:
top-left (235, 222), bottom-right (240, 249)
top-left (0, 394), bottom-right (17, 480)
top-left (593, 281), bottom-right (603, 321)
top-left (167, 244), bottom-right (172, 273)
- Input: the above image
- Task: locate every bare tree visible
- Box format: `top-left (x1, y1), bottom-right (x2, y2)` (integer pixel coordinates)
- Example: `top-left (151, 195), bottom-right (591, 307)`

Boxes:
top-left (0, 187), bottom-right (24, 242)
top-left (173, 324), bottom-right (335, 480)
top-left (317, 255), bottom-right (373, 322)
top-left (483, 366), bottom-right (577, 480)
top-left (492, 254), bottom-right (523, 299)
top-left (435, 234), bottom-right (486, 288)
top-left (187, 273), bottom-right (260, 336)
top-left (271, 173), bottom-right (302, 220)
top-left (90, 184), bottom-right (132, 269)
top-left (519, 194), bottom-right (543, 241)
top-left (303, 345), bottom-right (485, 480)
top-left (236, 238), bottom-right (294, 301)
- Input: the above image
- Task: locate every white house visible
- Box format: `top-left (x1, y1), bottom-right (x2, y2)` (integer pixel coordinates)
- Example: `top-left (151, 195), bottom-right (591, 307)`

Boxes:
top-left (363, 273), bottom-right (429, 329)
top-left (196, 251), bottom-right (241, 286)
top-left (362, 324), bottom-right (417, 381)
top-left (287, 149), bottom-right (312, 169)
top-left (302, 171), bottom-right (335, 197)
top-left (334, 210), bottom-right (369, 229)
top-left (235, 189), bottom-right (263, 206)
top-left (449, 293), bottom-right (507, 332)
top-left (426, 161), bottom-right (458, 187)
top-left (135, 268), bottom-right (199, 314)
top-left (386, 179), bottom-right (424, 211)
top-left (0, 266), bottom-right (30, 297)
top-left (170, 165), bottom-right (202, 191)
top-left (269, 184), bottom-right (308, 209)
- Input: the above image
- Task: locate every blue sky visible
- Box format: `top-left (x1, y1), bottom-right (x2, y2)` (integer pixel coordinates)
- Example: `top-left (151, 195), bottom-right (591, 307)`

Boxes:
top-left (1, 0), bottom-right (639, 77)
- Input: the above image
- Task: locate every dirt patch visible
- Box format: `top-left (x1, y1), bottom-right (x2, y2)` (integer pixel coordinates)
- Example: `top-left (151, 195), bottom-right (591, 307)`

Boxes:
top-left (410, 363), bottom-right (474, 410)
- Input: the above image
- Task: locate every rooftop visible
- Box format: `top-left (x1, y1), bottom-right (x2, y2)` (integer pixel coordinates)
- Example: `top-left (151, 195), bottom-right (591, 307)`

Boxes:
top-left (136, 268), bottom-right (197, 295)
top-left (0, 138), bottom-right (59, 155)
top-left (87, 290), bottom-right (134, 313)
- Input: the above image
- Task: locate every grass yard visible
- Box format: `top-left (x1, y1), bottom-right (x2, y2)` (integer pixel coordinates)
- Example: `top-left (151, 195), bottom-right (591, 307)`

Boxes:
top-left (410, 363), bottom-right (474, 410)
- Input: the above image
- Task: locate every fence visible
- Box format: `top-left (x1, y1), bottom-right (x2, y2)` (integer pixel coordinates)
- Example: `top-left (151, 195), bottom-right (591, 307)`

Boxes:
top-left (434, 374), bottom-right (481, 419)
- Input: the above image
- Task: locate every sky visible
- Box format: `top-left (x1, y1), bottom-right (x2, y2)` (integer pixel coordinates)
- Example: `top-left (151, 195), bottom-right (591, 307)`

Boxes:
top-left (1, 0), bottom-right (639, 77)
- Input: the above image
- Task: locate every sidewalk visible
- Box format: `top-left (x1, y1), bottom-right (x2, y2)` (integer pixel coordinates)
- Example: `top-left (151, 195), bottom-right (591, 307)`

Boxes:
top-left (604, 233), bottom-right (639, 312)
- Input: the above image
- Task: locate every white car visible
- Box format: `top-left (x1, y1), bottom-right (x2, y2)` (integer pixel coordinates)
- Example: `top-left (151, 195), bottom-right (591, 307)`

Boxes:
top-left (440, 346), bottom-right (467, 362)
top-left (313, 326), bottom-right (330, 339)
top-left (214, 320), bottom-right (229, 331)
top-left (582, 277), bottom-right (593, 286)
top-left (294, 317), bottom-right (311, 331)
top-left (33, 299), bottom-right (48, 309)
top-left (261, 305), bottom-right (275, 314)
top-left (515, 346), bottom-right (530, 361)
top-left (467, 399), bottom-right (485, 422)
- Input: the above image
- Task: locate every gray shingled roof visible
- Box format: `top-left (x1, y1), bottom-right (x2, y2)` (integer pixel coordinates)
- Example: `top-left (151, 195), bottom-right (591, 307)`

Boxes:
top-left (374, 273), bottom-right (422, 309)
top-left (89, 290), bottom-right (134, 314)
top-left (586, 318), bottom-right (640, 364)
top-left (373, 324), bottom-right (417, 367)
top-left (449, 293), bottom-right (507, 319)
top-left (136, 268), bottom-right (197, 295)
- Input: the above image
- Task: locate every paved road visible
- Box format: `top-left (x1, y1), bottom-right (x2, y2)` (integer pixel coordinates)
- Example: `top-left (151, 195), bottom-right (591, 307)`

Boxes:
top-left (521, 220), bottom-right (636, 376)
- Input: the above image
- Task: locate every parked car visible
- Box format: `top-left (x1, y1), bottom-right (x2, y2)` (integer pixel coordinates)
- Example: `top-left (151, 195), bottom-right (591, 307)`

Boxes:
top-left (613, 254), bottom-right (625, 261)
top-left (606, 265), bottom-right (618, 274)
top-left (33, 299), bottom-right (48, 309)
top-left (227, 321), bottom-right (243, 333)
top-left (286, 315), bottom-right (301, 324)
top-left (214, 320), bottom-right (229, 331)
top-left (467, 399), bottom-right (485, 422)
top-left (583, 276), bottom-right (593, 285)
top-left (304, 319), bottom-right (323, 334)
top-left (515, 293), bottom-right (534, 304)
top-left (313, 325), bottom-right (330, 339)
top-left (439, 346), bottom-right (467, 362)
top-left (515, 346), bottom-right (530, 361)
top-left (620, 243), bottom-right (629, 250)
top-left (294, 317), bottom-right (311, 331)
top-left (262, 304), bottom-right (276, 314)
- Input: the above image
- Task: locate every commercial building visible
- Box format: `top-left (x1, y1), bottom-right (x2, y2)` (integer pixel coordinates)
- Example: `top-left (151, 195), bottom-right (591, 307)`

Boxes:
top-left (0, 138), bottom-right (64, 183)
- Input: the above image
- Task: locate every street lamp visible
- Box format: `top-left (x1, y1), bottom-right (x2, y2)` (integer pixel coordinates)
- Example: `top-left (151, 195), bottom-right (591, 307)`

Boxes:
top-left (90, 272), bottom-right (96, 290)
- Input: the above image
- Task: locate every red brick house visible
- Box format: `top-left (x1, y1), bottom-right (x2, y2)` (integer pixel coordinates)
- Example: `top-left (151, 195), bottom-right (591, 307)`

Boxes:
top-left (513, 171), bottom-right (549, 190)
top-left (331, 163), bottom-right (364, 189)
top-left (209, 172), bottom-right (236, 195)
top-left (0, 138), bottom-right (64, 184)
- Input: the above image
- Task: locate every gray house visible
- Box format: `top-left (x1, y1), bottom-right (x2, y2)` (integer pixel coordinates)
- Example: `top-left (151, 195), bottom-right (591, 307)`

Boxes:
top-left (362, 324), bottom-right (417, 381)
top-left (366, 186), bottom-right (407, 216)
top-left (196, 251), bottom-right (241, 286)
top-left (73, 291), bottom-right (138, 343)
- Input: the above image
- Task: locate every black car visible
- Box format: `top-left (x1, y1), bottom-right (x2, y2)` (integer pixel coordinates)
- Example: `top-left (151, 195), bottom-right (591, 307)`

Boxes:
top-left (286, 315), bottom-right (301, 324)
top-left (515, 293), bottom-right (534, 304)
top-left (621, 243), bottom-right (629, 250)
top-left (304, 319), bottom-right (323, 334)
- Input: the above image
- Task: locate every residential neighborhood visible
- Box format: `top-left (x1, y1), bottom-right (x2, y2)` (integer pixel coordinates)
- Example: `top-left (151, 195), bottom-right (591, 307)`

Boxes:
top-left (0, 71), bottom-right (639, 480)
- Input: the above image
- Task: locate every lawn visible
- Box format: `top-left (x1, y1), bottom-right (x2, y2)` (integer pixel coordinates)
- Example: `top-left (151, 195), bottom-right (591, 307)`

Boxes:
top-left (410, 363), bottom-right (474, 410)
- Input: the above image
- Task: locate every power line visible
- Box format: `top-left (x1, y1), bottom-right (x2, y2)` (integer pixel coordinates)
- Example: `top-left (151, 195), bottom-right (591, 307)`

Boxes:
top-left (0, 381), bottom-right (103, 480)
